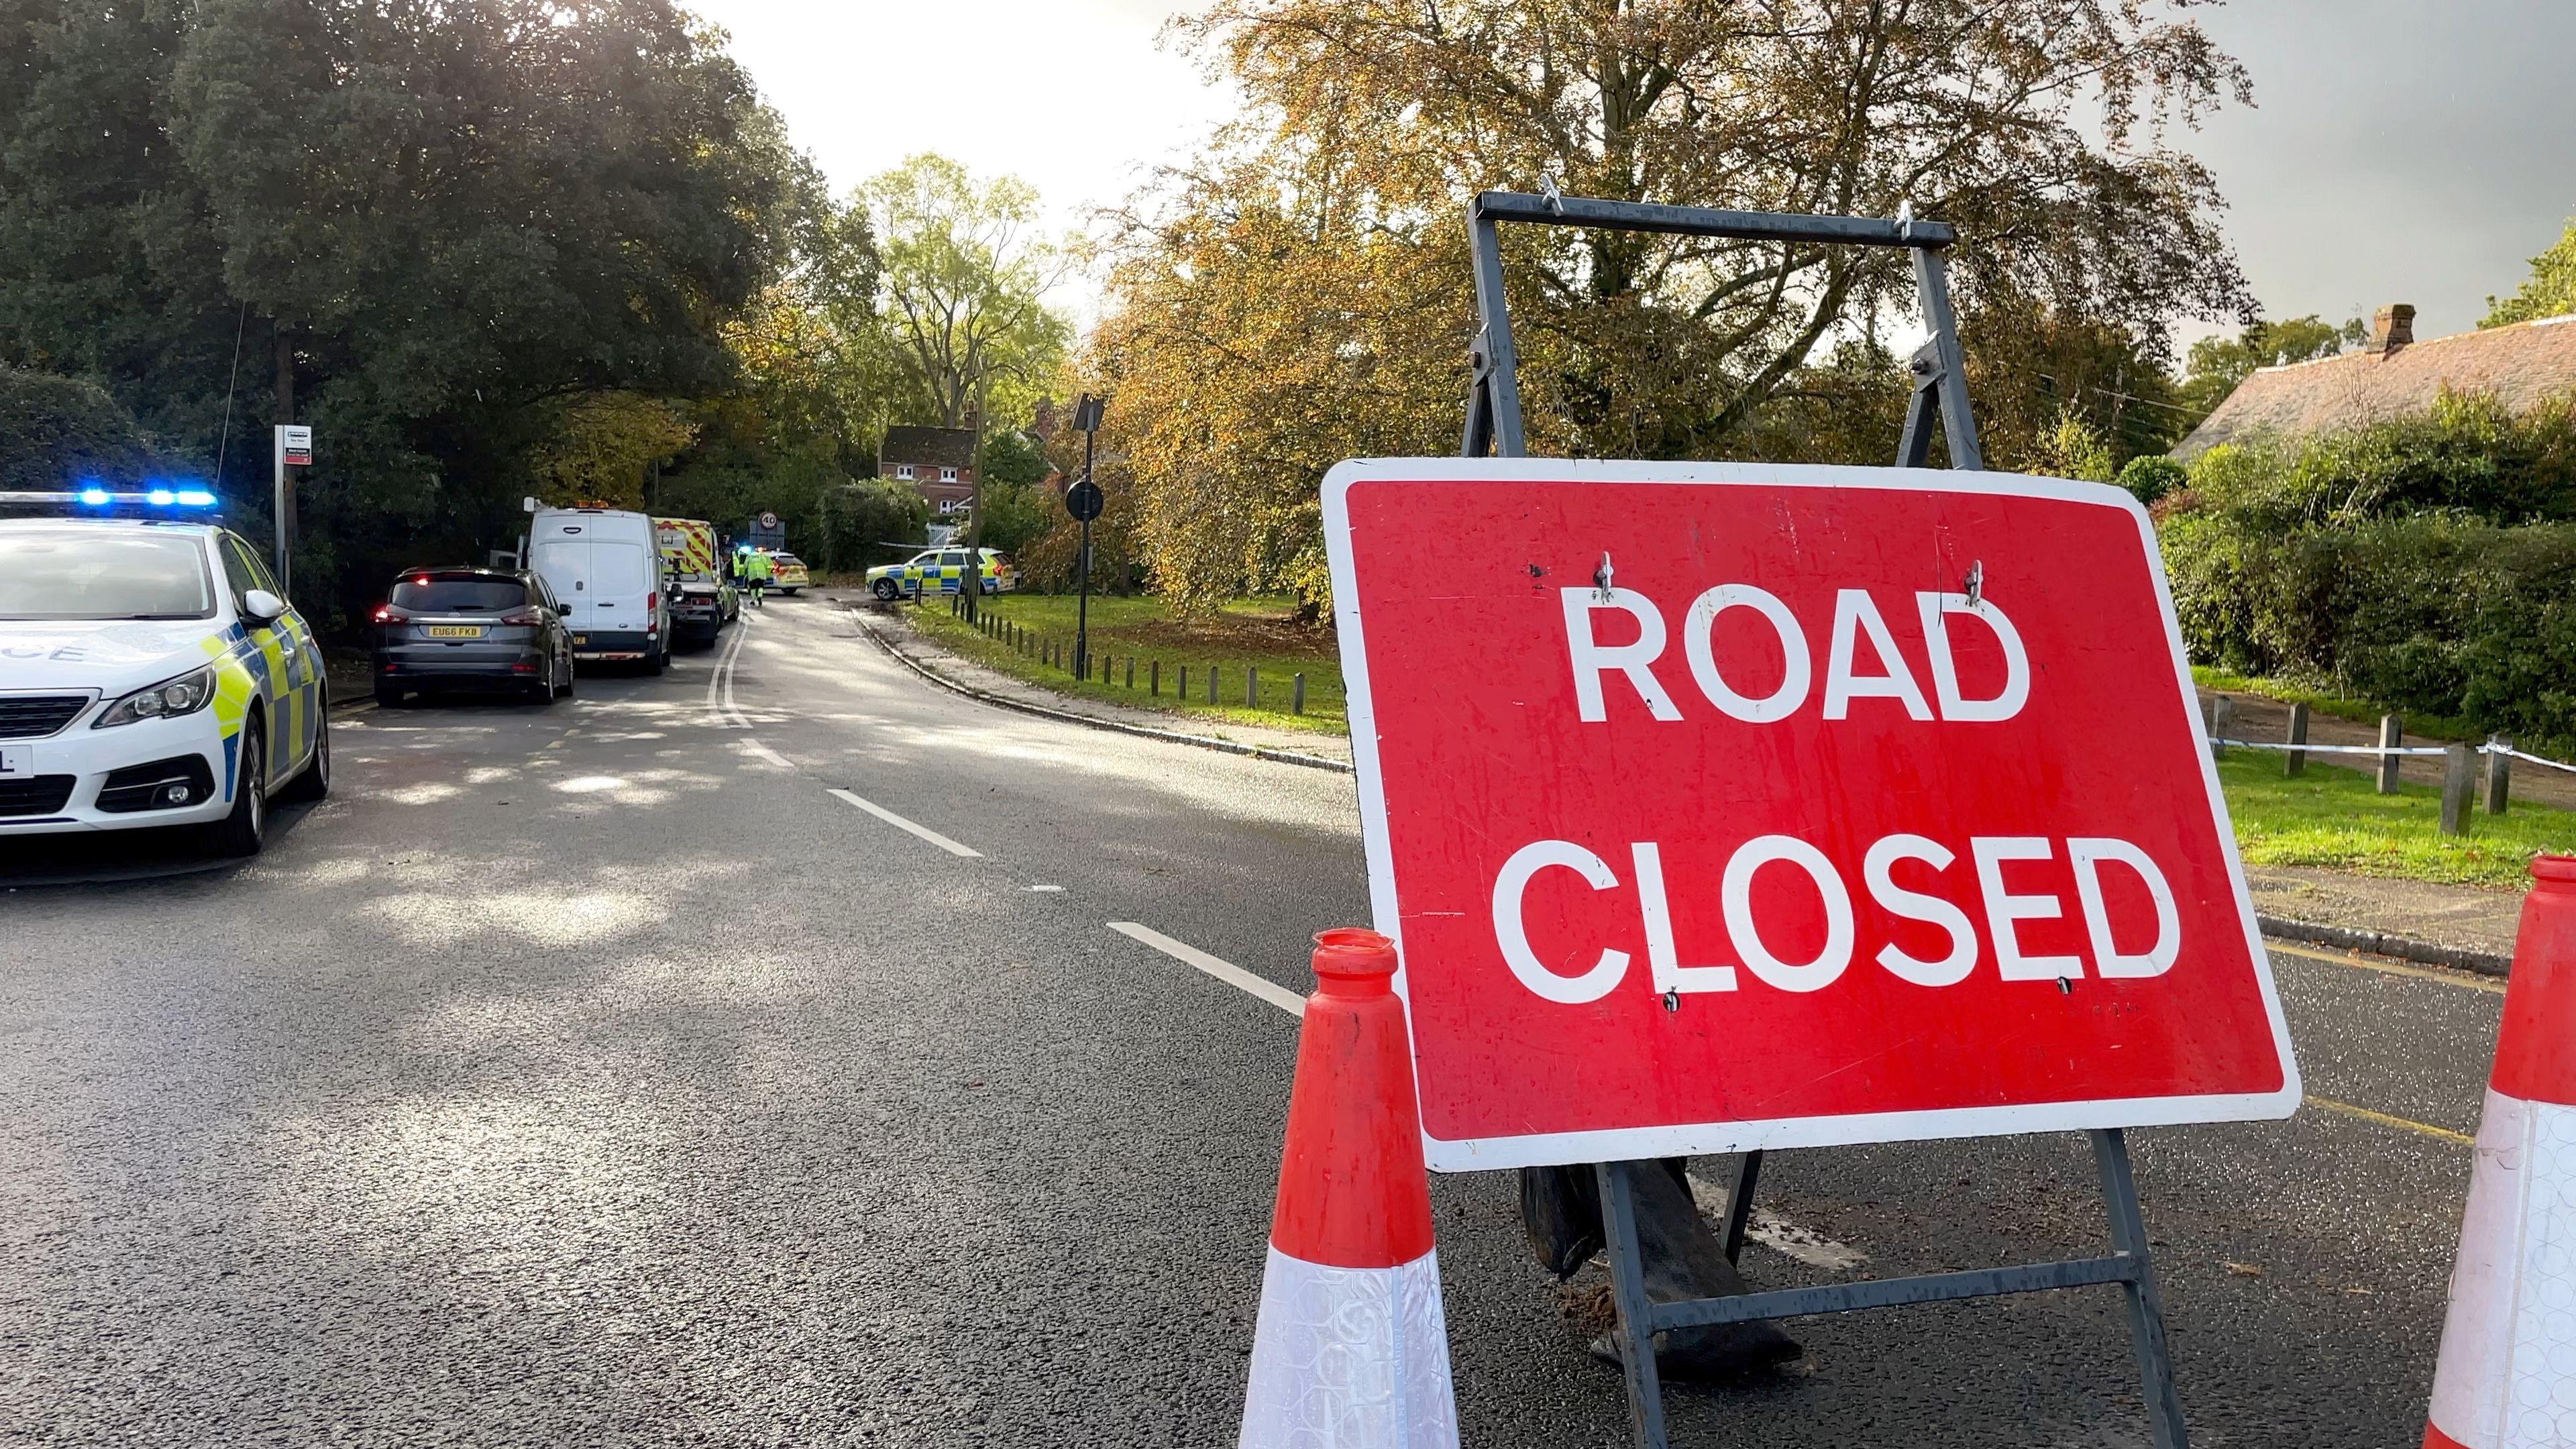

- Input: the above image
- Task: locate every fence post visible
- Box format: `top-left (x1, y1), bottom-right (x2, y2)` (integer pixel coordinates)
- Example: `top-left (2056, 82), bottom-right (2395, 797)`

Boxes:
top-left (2284, 702), bottom-right (2308, 777)
top-left (1126, 656), bottom-right (1136, 690)
top-left (1179, 664), bottom-right (1189, 700)
top-left (2487, 735), bottom-right (2512, 816)
top-left (1293, 672), bottom-right (1306, 715)
top-left (2203, 696), bottom-right (2232, 759)
top-left (1248, 666), bottom-right (1259, 708)
top-left (1152, 660), bottom-right (1161, 696)
top-left (2442, 744), bottom-right (2476, 836)
top-left (2377, 714), bottom-right (2404, 794)
top-left (1208, 665), bottom-right (1220, 706)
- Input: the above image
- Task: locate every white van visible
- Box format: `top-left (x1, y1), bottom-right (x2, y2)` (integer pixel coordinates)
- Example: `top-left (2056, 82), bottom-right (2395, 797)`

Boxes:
top-left (529, 508), bottom-right (671, 672)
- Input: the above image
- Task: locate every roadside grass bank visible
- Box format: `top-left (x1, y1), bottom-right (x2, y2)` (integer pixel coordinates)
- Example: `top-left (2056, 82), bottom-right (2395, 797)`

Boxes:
top-left (906, 592), bottom-right (1349, 736)
top-left (2220, 752), bottom-right (2576, 889)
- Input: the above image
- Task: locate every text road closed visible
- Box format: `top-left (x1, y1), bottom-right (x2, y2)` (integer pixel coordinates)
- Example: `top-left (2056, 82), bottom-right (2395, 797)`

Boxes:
top-left (1324, 460), bottom-right (2300, 1171)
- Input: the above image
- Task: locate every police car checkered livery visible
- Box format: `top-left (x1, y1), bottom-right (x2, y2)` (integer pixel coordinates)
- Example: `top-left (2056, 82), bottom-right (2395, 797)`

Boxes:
top-left (0, 517), bottom-right (329, 856)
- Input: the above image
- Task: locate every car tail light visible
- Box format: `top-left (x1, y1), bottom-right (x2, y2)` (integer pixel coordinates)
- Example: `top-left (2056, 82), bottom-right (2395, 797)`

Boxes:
top-left (374, 605), bottom-right (409, 625)
top-left (496, 606), bottom-right (543, 625)
top-left (645, 590), bottom-right (658, 611)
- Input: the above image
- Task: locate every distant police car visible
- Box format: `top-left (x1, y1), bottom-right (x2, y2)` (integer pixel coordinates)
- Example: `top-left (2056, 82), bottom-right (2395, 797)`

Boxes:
top-left (866, 547), bottom-right (1014, 600)
top-left (0, 513), bottom-right (329, 856)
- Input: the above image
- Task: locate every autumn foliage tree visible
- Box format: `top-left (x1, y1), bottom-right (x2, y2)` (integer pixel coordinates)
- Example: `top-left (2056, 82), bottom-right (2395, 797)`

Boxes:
top-left (1099, 0), bottom-right (2257, 610)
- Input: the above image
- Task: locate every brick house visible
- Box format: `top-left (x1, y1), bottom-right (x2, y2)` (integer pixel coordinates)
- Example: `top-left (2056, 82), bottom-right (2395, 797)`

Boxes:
top-left (2174, 304), bottom-right (2576, 460)
top-left (879, 425), bottom-right (977, 516)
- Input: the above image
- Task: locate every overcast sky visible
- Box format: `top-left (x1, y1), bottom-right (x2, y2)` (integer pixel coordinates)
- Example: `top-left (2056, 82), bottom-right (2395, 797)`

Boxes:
top-left (696, 0), bottom-right (2576, 346)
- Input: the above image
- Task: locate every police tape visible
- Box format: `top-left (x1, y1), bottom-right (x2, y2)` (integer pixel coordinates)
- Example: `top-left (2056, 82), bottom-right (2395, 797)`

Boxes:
top-left (2211, 738), bottom-right (2576, 773)
top-left (2210, 739), bottom-right (2451, 757)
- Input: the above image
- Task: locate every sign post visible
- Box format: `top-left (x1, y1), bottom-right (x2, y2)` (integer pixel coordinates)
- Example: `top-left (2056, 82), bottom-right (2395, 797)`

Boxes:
top-left (1066, 393), bottom-right (1107, 680)
top-left (272, 424), bottom-right (311, 598)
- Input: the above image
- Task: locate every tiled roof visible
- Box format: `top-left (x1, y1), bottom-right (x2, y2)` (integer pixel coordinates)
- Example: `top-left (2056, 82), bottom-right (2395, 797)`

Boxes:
top-left (2173, 314), bottom-right (2576, 459)
top-left (881, 425), bottom-right (975, 470)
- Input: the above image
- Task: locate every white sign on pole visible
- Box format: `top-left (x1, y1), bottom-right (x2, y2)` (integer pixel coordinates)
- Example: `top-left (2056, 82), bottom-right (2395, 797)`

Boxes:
top-left (278, 425), bottom-right (313, 468)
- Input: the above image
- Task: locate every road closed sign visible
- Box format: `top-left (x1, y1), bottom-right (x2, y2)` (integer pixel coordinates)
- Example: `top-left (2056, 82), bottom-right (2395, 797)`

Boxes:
top-left (1324, 459), bottom-right (2299, 1172)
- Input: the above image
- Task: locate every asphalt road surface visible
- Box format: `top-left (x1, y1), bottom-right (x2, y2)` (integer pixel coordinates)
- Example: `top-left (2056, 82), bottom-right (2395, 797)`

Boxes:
top-left (0, 595), bottom-right (2500, 1446)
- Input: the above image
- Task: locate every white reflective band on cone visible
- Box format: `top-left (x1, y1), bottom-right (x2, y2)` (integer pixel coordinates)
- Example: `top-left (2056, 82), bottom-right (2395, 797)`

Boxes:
top-left (2429, 1089), bottom-right (2576, 1448)
top-left (1240, 1246), bottom-right (1459, 1449)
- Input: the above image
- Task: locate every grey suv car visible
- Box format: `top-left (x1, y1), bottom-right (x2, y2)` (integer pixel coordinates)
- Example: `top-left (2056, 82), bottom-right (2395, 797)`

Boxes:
top-left (370, 568), bottom-right (573, 706)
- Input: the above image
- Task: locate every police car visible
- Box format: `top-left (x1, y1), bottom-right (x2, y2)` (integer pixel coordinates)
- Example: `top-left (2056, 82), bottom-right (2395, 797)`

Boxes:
top-left (866, 547), bottom-right (1014, 600)
top-left (0, 506), bottom-right (329, 857)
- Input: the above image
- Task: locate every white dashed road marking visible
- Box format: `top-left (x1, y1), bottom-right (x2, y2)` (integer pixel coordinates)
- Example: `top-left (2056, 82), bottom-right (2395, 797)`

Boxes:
top-left (1106, 920), bottom-right (1874, 1268)
top-left (1108, 921), bottom-right (1307, 1018)
top-left (826, 788), bottom-right (981, 857)
top-left (740, 739), bottom-right (793, 768)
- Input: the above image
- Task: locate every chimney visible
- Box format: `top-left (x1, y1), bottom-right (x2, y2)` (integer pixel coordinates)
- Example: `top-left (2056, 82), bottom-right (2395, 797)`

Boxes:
top-left (2369, 303), bottom-right (2416, 356)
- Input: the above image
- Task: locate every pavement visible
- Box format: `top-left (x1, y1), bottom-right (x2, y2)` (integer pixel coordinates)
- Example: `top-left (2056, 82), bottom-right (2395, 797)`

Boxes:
top-left (0, 593), bottom-right (2513, 1446)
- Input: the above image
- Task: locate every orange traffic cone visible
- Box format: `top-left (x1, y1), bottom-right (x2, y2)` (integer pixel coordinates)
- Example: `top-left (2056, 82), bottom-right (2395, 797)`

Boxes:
top-left (2426, 857), bottom-right (2576, 1449)
top-left (1238, 928), bottom-right (1459, 1449)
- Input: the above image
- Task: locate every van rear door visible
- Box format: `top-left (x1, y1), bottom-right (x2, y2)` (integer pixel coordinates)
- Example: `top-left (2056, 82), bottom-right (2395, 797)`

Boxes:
top-left (531, 536), bottom-right (592, 632)
top-left (592, 541), bottom-right (649, 635)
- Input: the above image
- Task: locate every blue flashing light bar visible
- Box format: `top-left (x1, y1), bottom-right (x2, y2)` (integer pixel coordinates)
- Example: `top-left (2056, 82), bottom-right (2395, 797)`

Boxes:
top-left (1, 487), bottom-right (223, 513)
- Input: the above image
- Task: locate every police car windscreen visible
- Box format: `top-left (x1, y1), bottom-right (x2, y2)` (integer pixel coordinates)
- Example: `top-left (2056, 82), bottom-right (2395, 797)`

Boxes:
top-left (0, 534), bottom-right (215, 620)
top-left (391, 575), bottom-right (526, 612)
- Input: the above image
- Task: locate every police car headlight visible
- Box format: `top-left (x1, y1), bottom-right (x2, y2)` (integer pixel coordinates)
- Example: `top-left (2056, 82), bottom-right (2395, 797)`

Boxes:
top-left (94, 665), bottom-right (217, 729)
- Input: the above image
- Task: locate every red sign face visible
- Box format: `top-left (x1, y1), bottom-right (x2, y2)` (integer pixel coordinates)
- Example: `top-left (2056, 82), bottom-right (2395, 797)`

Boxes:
top-left (1325, 461), bottom-right (2300, 1171)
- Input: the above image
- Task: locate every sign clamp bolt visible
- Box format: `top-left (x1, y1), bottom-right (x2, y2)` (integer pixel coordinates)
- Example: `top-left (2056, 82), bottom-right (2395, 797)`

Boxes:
top-left (1965, 559), bottom-right (1984, 608)
top-left (1594, 551), bottom-right (1615, 602)
top-left (1662, 989), bottom-right (1680, 1014)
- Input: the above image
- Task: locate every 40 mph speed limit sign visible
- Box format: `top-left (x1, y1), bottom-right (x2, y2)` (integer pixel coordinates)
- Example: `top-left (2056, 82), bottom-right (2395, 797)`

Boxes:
top-left (1324, 458), bottom-right (2299, 1172)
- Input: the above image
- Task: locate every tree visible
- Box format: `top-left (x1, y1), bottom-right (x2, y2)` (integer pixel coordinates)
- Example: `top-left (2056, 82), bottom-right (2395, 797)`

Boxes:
top-left (860, 154), bottom-right (1070, 614)
top-left (522, 394), bottom-right (699, 508)
top-left (2176, 314), bottom-right (2365, 425)
top-left (2484, 217), bottom-right (2576, 329)
top-left (1110, 0), bottom-right (2257, 609)
top-left (0, 0), bottom-right (816, 627)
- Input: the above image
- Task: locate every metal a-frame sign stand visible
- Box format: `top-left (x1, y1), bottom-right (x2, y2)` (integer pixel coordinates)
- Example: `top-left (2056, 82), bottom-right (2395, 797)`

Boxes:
top-left (1457, 189), bottom-right (2190, 1449)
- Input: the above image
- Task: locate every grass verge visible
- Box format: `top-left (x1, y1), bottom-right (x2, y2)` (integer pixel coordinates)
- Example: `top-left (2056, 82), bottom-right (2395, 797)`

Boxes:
top-left (907, 592), bottom-right (1348, 736)
top-left (911, 602), bottom-right (2565, 888)
top-left (2220, 752), bottom-right (2576, 889)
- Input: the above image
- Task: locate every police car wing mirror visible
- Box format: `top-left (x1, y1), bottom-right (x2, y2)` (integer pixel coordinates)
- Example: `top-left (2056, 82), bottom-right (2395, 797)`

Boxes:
top-left (241, 588), bottom-right (288, 625)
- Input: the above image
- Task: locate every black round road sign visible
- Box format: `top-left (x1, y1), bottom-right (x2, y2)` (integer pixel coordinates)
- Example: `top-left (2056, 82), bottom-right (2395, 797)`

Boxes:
top-left (1065, 478), bottom-right (1104, 523)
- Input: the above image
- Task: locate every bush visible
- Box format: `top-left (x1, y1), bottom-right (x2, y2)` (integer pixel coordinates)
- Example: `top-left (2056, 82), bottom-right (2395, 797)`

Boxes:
top-left (818, 480), bottom-right (930, 571)
top-left (0, 368), bottom-right (157, 490)
top-left (2116, 454), bottom-right (2186, 505)
top-left (2160, 389), bottom-right (2576, 744)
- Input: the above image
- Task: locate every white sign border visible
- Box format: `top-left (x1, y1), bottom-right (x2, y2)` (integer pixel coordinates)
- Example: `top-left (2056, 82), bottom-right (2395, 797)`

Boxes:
top-left (1322, 457), bottom-right (2304, 1173)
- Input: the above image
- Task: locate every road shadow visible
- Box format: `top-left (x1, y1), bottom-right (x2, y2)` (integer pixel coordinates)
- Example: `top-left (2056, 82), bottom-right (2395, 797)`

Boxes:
top-left (0, 801), bottom-right (325, 888)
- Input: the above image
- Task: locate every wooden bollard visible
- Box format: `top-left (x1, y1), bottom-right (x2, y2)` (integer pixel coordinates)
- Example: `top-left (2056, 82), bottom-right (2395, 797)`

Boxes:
top-left (1292, 672), bottom-right (1306, 714)
top-left (1179, 664), bottom-right (1189, 699)
top-left (1247, 666), bottom-right (1258, 708)
top-left (2286, 702), bottom-right (2308, 777)
top-left (2377, 714), bottom-right (2404, 794)
top-left (1208, 666), bottom-right (1219, 705)
top-left (1126, 656), bottom-right (1135, 690)
top-left (2204, 695), bottom-right (2233, 759)
top-left (1151, 660), bottom-right (1161, 696)
top-left (2441, 743), bottom-right (2476, 836)
top-left (2487, 735), bottom-right (2512, 816)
